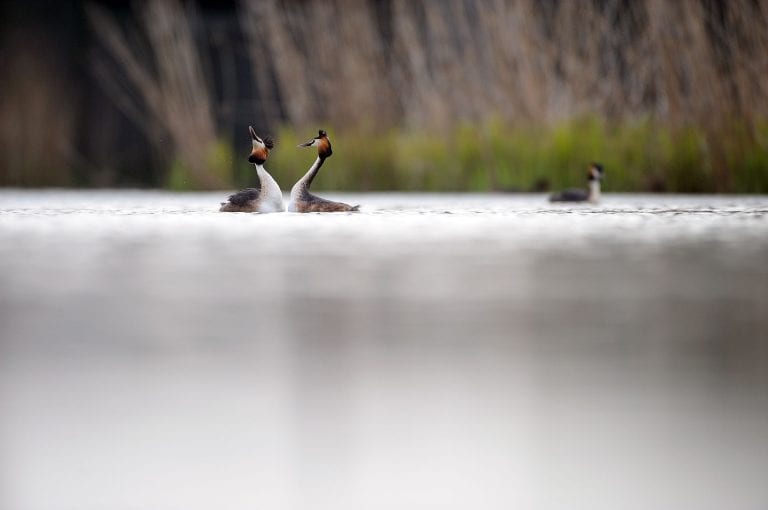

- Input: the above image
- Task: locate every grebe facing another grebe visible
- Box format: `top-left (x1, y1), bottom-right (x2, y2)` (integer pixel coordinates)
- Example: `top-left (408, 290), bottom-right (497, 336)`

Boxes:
top-left (288, 130), bottom-right (359, 213)
top-left (549, 163), bottom-right (605, 203)
top-left (219, 127), bottom-right (284, 213)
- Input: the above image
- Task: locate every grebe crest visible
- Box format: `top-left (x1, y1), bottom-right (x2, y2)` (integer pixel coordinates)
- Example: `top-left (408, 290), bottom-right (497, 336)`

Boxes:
top-left (288, 129), bottom-right (359, 213)
top-left (219, 126), bottom-right (284, 213)
top-left (247, 126), bottom-right (274, 165)
top-left (588, 162), bottom-right (604, 182)
top-left (297, 129), bottom-right (333, 158)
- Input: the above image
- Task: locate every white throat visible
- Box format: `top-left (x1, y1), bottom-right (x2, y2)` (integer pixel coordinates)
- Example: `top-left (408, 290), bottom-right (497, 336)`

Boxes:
top-left (256, 164), bottom-right (285, 212)
top-left (588, 180), bottom-right (601, 203)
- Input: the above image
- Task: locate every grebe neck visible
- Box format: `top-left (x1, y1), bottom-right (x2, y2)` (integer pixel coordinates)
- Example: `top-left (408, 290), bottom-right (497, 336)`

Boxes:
top-left (588, 179), bottom-right (601, 203)
top-left (292, 156), bottom-right (325, 196)
top-left (255, 164), bottom-right (284, 210)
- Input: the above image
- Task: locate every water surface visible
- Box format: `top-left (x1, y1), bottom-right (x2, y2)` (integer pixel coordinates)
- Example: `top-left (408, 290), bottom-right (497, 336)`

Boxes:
top-left (1, 191), bottom-right (767, 510)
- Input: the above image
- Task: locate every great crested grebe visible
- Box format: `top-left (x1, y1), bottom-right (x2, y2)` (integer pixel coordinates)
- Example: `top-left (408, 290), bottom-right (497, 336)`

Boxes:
top-left (288, 130), bottom-right (359, 213)
top-left (220, 127), bottom-right (284, 213)
top-left (549, 163), bottom-right (605, 203)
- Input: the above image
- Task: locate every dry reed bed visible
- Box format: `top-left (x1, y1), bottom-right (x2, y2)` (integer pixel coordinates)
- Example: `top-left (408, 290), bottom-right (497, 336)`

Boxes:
top-left (1, 0), bottom-right (767, 190)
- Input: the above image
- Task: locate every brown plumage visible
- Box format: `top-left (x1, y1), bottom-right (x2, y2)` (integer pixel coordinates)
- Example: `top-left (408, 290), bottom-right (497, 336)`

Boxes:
top-left (317, 136), bottom-right (331, 158)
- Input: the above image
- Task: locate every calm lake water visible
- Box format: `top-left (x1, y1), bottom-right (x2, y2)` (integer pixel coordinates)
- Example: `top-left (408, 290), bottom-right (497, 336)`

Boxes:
top-left (1, 190), bottom-right (767, 510)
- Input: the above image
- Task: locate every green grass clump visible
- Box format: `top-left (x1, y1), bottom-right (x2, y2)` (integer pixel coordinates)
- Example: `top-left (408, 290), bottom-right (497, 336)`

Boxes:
top-left (231, 117), bottom-right (768, 193)
top-left (728, 121), bottom-right (768, 193)
top-left (169, 138), bottom-right (234, 190)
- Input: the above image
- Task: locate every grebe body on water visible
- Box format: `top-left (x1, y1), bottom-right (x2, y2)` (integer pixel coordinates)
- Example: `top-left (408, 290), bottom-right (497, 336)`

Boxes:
top-left (549, 163), bottom-right (605, 203)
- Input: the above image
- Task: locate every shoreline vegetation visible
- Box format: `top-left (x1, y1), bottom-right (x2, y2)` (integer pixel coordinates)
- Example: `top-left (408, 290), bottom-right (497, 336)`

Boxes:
top-left (263, 119), bottom-right (768, 194)
top-left (1, 0), bottom-right (767, 192)
top-left (4, 115), bottom-right (768, 194)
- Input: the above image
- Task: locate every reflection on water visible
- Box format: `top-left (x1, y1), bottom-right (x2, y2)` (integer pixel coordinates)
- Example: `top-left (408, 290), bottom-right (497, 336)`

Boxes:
top-left (1, 191), bottom-right (767, 510)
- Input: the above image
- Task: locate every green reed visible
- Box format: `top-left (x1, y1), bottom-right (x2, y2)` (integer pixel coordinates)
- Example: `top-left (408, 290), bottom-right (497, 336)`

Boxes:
top-left (222, 118), bottom-right (768, 194)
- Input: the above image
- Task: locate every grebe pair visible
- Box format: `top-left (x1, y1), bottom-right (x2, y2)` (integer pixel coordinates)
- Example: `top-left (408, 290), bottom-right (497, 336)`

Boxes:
top-left (220, 128), bottom-right (358, 213)
top-left (549, 163), bottom-right (605, 203)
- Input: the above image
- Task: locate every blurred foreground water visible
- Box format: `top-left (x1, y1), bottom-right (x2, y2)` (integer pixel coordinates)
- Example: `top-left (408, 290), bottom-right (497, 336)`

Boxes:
top-left (1, 191), bottom-right (767, 510)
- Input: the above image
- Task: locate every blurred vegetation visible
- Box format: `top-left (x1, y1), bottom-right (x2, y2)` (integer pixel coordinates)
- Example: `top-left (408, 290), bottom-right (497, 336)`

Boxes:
top-left (1, 0), bottom-right (768, 192)
top-left (260, 119), bottom-right (768, 193)
top-left (168, 139), bottom-right (235, 191)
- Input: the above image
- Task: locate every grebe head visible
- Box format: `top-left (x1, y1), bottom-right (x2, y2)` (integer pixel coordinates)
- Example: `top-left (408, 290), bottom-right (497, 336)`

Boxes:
top-left (248, 126), bottom-right (274, 165)
top-left (588, 162), bottom-right (604, 181)
top-left (298, 129), bottom-right (332, 159)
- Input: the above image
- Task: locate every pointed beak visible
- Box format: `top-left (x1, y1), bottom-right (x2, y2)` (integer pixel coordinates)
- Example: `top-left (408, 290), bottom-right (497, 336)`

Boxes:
top-left (248, 126), bottom-right (257, 140)
top-left (298, 139), bottom-right (315, 148)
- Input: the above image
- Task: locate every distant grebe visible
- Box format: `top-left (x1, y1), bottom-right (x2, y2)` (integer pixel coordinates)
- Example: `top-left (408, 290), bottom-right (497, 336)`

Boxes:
top-left (288, 130), bottom-right (359, 213)
top-left (549, 163), bottom-right (604, 203)
top-left (219, 127), bottom-right (284, 213)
